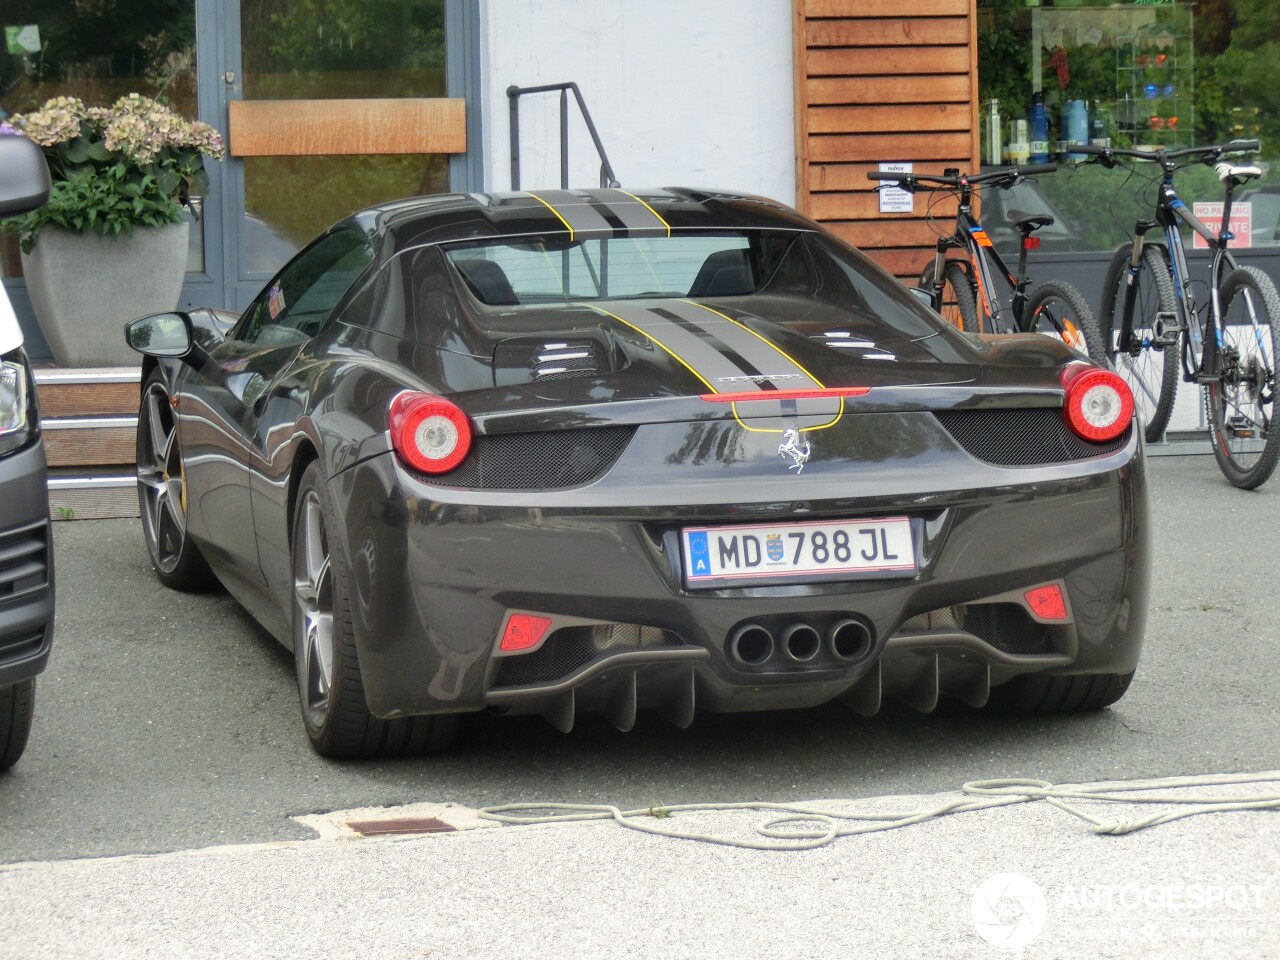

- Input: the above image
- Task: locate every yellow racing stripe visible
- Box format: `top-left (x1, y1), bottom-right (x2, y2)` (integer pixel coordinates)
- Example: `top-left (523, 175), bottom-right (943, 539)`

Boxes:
top-left (590, 301), bottom-right (846, 434)
top-left (524, 191), bottom-right (576, 240)
top-left (681, 300), bottom-right (826, 387)
top-left (582, 303), bottom-right (718, 394)
top-left (679, 300), bottom-right (844, 433)
top-left (618, 190), bottom-right (672, 237)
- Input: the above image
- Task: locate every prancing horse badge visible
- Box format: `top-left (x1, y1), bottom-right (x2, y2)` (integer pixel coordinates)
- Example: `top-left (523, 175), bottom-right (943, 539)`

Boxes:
top-left (778, 429), bottom-right (811, 474)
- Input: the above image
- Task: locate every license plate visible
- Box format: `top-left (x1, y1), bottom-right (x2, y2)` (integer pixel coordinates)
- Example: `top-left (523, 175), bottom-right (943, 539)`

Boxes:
top-left (682, 516), bottom-right (916, 587)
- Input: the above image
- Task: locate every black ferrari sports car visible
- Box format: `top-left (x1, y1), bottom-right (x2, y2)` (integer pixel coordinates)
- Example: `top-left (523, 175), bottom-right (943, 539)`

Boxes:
top-left (126, 187), bottom-right (1150, 758)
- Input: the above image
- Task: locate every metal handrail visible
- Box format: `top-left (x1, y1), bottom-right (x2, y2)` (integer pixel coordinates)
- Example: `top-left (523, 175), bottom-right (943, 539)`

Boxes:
top-left (506, 82), bottom-right (620, 191)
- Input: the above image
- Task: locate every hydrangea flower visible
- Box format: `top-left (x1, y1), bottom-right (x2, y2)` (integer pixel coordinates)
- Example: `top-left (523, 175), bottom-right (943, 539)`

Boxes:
top-left (3, 94), bottom-right (225, 249)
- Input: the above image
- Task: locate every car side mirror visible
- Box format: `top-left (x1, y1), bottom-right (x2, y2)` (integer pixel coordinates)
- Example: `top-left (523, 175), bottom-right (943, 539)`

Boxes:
top-left (125, 312), bottom-right (194, 358)
top-left (0, 135), bottom-right (52, 217)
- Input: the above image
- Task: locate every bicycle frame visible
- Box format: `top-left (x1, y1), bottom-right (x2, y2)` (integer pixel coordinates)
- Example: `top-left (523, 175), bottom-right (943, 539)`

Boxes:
top-left (1118, 167), bottom-right (1242, 383)
top-left (927, 182), bottom-right (1037, 334)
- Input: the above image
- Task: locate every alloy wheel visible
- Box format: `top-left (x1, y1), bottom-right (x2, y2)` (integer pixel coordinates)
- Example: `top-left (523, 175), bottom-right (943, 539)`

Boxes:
top-left (294, 490), bottom-right (335, 727)
top-left (137, 385), bottom-right (189, 574)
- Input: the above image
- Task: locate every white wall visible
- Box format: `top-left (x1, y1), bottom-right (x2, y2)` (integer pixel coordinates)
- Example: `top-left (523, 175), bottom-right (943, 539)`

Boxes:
top-left (478, 0), bottom-right (795, 205)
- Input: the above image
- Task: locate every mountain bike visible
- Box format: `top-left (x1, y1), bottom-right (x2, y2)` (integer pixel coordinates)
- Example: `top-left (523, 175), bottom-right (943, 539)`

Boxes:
top-left (1079, 139), bottom-right (1280, 488)
top-left (868, 164), bottom-right (1105, 363)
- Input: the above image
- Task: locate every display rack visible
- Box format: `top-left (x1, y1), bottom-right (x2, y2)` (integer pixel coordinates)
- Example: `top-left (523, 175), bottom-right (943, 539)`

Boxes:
top-left (1025, 3), bottom-right (1195, 153)
top-left (1112, 3), bottom-right (1194, 150)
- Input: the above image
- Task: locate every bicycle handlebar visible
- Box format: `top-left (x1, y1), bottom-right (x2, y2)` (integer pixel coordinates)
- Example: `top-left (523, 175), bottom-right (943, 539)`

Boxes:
top-left (865, 162), bottom-right (1057, 191)
top-left (1075, 140), bottom-right (1261, 168)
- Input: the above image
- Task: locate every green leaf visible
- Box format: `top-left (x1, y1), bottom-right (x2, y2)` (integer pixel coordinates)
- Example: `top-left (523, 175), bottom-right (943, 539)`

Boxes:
top-left (63, 139), bottom-right (91, 164)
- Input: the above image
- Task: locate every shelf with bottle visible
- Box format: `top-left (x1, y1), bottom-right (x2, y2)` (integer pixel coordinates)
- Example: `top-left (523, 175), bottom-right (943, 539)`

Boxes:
top-left (1113, 5), bottom-right (1193, 149)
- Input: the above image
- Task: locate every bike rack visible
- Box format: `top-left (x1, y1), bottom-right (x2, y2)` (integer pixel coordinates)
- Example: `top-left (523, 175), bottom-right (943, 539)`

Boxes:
top-left (507, 82), bottom-right (620, 191)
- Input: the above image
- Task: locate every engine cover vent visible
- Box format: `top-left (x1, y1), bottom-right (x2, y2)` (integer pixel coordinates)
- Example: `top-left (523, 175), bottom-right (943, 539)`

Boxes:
top-left (494, 337), bottom-right (608, 385)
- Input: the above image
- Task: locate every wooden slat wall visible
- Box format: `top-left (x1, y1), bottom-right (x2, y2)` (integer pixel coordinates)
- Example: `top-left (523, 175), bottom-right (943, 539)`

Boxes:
top-left (794, 0), bottom-right (980, 280)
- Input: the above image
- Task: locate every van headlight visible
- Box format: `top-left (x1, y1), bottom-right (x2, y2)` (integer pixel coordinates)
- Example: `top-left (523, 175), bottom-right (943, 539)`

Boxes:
top-left (0, 358), bottom-right (32, 456)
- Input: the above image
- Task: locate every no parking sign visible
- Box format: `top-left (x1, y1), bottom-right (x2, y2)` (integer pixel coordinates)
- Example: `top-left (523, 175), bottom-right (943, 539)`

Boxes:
top-left (1193, 201), bottom-right (1251, 249)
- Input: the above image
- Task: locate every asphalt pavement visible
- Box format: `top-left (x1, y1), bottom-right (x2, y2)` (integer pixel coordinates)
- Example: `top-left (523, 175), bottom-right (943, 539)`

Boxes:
top-left (0, 454), bottom-right (1277, 958)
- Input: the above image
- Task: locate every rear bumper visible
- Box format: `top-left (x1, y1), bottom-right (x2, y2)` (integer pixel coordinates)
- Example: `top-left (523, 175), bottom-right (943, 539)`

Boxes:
top-left (332, 433), bottom-right (1149, 723)
top-left (0, 440), bottom-right (54, 688)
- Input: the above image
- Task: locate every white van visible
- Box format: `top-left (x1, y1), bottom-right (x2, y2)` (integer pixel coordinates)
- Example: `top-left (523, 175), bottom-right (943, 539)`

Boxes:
top-left (0, 132), bottom-right (54, 771)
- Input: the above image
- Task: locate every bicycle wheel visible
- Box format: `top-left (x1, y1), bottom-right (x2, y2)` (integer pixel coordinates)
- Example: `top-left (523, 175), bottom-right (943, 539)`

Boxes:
top-left (920, 260), bottom-right (978, 333)
top-left (1205, 265), bottom-right (1280, 489)
top-left (1024, 279), bottom-right (1107, 364)
top-left (1100, 244), bottom-right (1179, 443)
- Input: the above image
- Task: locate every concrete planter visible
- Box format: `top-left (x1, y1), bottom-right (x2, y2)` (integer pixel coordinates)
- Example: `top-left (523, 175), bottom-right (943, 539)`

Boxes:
top-left (21, 221), bottom-right (189, 367)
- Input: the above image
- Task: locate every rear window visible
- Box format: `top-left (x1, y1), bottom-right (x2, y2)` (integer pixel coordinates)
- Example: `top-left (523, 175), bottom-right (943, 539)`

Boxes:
top-left (439, 229), bottom-right (955, 343)
top-left (443, 232), bottom-right (794, 305)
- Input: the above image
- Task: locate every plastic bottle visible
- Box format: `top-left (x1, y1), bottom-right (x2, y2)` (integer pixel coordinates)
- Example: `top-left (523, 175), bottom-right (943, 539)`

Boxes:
top-left (1030, 92), bottom-right (1049, 163)
top-left (986, 100), bottom-right (1003, 166)
top-left (1062, 99), bottom-right (1088, 160)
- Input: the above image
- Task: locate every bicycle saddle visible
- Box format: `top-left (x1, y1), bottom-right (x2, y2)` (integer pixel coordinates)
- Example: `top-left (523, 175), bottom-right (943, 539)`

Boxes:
top-left (1215, 162), bottom-right (1262, 185)
top-left (1009, 212), bottom-right (1055, 234)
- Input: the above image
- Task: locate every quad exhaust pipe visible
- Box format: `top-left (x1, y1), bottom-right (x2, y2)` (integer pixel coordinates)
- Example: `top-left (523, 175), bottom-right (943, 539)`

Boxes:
top-left (781, 623), bottom-right (822, 663)
top-left (827, 618), bottom-right (873, 661)
top-left (726, 624), bottom-right (775, 666)
top-left (725, 618), bottom-right (874, 667)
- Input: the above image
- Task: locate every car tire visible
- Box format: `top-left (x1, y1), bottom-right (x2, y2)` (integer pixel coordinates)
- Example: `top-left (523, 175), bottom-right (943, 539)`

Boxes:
top-left (0, 679), bottom-right (35, 772)
top-left (987, 671), bottom-right (1134, 714)
top-left (137, 372), bottom-right (216, 591)
top-left (291, 461), bottom-right (458, 759)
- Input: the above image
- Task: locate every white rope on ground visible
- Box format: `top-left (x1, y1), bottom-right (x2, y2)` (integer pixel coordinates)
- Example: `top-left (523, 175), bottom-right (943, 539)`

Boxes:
top-left (477, 771), bottom-right (1280, 851)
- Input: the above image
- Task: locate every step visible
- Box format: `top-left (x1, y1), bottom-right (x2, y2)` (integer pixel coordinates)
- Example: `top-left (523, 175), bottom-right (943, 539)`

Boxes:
top-left (34, 367), bottom-right (141, 418)
top-left (32, 369), bottom-right (143, 520)
top-left (36, 367), bottom-right (141, 467)
top-left (47, 470), bottom-right (139, 521)
top-left (42, 415), bottom-right (137, 468)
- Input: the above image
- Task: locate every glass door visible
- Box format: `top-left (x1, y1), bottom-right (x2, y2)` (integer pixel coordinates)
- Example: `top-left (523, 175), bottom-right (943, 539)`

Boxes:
top-left (216, 0), bottom-right (454, 311)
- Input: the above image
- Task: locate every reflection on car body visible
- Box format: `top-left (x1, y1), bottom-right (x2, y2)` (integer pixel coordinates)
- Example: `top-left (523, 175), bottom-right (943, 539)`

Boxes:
top-left (126, 187), bottom-right (1151, 759)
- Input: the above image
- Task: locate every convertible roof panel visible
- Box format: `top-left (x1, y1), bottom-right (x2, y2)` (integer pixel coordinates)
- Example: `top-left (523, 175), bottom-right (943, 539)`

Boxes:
top-left (366, 188), bottom-right (819, 253)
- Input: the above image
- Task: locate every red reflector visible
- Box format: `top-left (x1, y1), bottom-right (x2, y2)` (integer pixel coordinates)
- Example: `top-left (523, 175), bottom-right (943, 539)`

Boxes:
top-left (1024, 236), bottom-right (1041, 251)
top-left (700, 387), bottom-right (870, 403)
top-left (500, 614), bottom-right (553, 652)
top-left (1024, 584), bottom-right (1068, 621)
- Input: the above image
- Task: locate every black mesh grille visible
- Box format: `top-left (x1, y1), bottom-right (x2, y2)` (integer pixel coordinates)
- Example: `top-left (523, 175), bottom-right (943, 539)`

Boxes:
top-left (961, 604), bottom-right (1053, 655)
top-left (0, 520), bottom-right (49, 608)
top-left (934, 408), bottom-right (1129, 466)
top-left (423, 426), bottom-right (635, 489)
top-left (494, 625), bottom-right (684, 687)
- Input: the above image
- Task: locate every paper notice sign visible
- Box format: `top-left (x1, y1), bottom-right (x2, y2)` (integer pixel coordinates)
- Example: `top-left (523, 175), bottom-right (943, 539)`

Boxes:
top-left (877, 162), bottom-right (913, 214)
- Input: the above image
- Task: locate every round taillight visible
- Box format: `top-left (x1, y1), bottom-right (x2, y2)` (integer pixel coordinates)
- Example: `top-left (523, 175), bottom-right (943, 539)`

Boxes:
top-left (1060, 364), bottom-right (1134, 443)
top-left (388, 392), bottom-right (472, 474)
